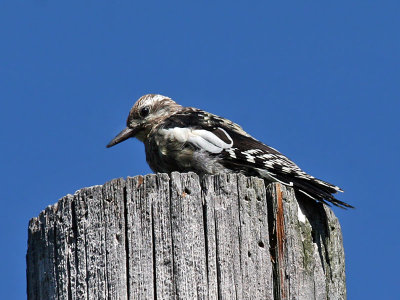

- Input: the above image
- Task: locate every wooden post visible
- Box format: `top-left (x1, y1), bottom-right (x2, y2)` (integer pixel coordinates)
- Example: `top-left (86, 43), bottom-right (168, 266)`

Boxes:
top-left (27, 172), bottom-right (346, 299)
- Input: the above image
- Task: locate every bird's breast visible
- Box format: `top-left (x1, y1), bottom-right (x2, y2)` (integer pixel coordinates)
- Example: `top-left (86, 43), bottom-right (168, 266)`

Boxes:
top-left (144, 128), bottom-right (229, 175)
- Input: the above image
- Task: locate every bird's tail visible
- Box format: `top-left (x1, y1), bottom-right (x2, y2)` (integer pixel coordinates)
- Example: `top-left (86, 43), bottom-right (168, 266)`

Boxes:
top-left (266, 171), bottom-right (353, 209)
top-left (293, 178), bottom-right (354, 209)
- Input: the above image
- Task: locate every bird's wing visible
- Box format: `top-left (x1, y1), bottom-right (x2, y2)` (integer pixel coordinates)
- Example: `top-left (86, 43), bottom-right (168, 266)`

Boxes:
top-left (161, 108), bottom-right (352, 208)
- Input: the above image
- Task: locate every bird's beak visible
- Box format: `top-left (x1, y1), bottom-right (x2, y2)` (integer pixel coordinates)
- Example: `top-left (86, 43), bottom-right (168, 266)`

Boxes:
top-left (106, 127), bottom-right (137, 148)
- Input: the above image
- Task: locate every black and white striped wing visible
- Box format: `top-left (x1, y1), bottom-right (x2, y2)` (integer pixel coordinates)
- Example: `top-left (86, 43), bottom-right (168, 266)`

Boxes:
top-left (162, 109), bottom-right (351, 208)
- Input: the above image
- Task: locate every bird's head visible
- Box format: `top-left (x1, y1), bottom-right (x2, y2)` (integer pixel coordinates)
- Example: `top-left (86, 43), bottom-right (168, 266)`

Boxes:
top-left (106, 94), bottom-right (182, 148)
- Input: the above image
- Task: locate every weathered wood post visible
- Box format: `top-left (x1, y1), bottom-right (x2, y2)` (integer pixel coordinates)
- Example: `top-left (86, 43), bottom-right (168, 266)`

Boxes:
top-left (27, 172), bottom-right (346, 299)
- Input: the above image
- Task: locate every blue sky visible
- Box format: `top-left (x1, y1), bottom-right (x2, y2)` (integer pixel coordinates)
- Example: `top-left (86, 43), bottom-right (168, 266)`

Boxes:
top-left (1, 1), bottom-right (399, 299)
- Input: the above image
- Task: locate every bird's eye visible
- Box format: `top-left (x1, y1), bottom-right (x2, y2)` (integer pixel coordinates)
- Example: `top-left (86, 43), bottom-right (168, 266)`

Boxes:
top-left (140, 107), bottom-right (150, 118)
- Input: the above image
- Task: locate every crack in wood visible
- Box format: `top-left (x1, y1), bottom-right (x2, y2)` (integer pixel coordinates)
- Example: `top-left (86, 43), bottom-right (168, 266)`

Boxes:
top-left (276, 184), bottom-right (287, 300)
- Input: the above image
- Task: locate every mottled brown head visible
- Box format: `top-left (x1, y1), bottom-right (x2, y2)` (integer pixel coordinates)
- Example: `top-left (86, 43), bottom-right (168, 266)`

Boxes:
top-left (106, 94), bottom-right (182, 147)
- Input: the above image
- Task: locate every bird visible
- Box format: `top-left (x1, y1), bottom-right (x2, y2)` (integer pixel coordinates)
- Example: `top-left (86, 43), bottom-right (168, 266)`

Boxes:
top-left (107, 94), bottom-right (353, 208)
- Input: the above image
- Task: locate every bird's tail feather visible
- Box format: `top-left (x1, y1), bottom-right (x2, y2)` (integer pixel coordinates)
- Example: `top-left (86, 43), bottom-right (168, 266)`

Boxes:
top-left (292, 178), bottom-right (354, 209)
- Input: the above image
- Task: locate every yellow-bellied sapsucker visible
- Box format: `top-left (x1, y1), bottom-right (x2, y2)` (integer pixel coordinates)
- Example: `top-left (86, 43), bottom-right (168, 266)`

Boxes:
top-left (107, 94), bottom-right (352, 208)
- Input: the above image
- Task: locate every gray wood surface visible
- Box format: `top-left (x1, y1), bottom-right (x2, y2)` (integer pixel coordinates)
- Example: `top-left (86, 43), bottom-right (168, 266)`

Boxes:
top-left (27, 173), bottom-right (346, 299)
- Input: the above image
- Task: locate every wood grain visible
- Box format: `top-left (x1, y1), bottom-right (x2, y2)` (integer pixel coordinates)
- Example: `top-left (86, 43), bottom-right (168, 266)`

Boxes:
top-left (27, 173), bottom-right (346, 299)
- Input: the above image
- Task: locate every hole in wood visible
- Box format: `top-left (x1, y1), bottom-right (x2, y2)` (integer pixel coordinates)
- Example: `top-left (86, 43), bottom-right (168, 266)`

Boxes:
top-left (258, 240), bottom-right (265, 248)
top-left (116, 233), bottom-right (122, 243)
